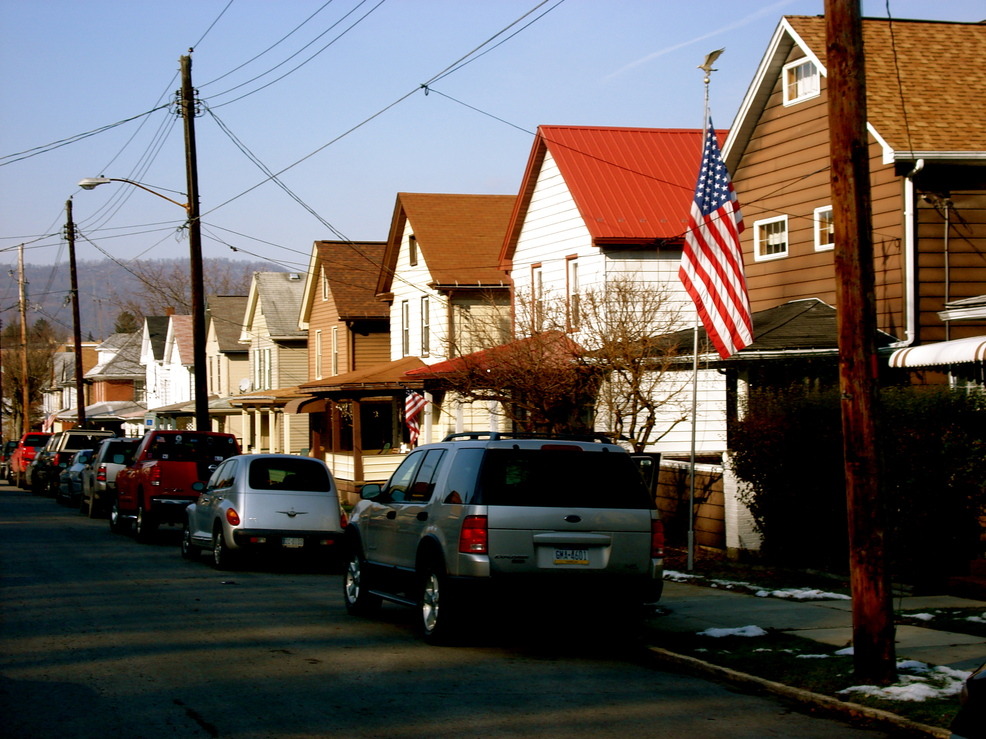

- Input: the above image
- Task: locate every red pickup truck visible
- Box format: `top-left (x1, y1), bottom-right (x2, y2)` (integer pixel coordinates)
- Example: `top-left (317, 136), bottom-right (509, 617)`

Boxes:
top-left (10, 432), bottom-right (51, 489)
top-left (112, 430), bottom-right (240, 540)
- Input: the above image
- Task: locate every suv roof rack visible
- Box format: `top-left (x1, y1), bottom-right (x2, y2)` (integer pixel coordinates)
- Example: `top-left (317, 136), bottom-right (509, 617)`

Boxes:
top-left (441, 431), bottom-right (619, 444)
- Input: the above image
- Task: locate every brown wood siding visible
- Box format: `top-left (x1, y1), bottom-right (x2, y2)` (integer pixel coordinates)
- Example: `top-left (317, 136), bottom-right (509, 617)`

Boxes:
top-left (734, 47), bottom-right (907, 339)
top-left (655, 463), bottom-right (725, 550)
top-left (353, 332), bottom-right (390, 370)
top-left (914, 190), bottom-right (986, 341)
top-left (307, 282), bottom-right (349, 380)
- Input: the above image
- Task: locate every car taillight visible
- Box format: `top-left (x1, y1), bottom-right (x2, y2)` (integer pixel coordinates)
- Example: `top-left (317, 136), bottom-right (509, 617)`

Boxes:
top-left (651, 518), bottom-right (665, 559)
top-left (226, 508), bottom-right (241, 526)
top-left (96, 465), bottom-right (107, 483)
top-left (149, 466), bottom-right (161, 486)
top-left (339, 509), bottom-right (349, 529)
top-left (458, 515), bottom-right (488, 554)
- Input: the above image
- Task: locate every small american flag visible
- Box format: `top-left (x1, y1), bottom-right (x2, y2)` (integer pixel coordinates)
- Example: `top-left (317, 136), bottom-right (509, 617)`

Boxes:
top-left (404, 390), bottom-right (428, 447)
top-left (679, 118), bottom-right (753, 359)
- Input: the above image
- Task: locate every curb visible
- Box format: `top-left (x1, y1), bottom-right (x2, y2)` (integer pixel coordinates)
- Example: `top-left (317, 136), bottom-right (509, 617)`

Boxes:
top-left (647, 646), bottom-right (950, 738)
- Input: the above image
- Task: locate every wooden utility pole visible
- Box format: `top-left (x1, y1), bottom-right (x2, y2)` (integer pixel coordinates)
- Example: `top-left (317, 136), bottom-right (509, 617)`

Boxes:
top-left (825, 0), bottom-right (896, 684)
top-left (18, 246), bottom-right (30, 436)
top-left (180, 52), bottom-right (209, 432)
top-left (66, 199), bottom-right (87, 428)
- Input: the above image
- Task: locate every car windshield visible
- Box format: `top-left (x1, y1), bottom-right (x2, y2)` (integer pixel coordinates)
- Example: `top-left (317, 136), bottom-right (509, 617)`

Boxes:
top-left (475, 448), bottom-right (654, 509)
top-left (24, 435), bottom-right (48, 447)
top-left (248, 458), bottom-right (331, 492)
top-left (147, 434), bottom-right (238, 462)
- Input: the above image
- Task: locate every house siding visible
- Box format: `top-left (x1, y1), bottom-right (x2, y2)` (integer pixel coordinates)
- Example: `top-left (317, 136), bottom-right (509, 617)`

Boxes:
top-left (734, 46), bottom-right (908, 339)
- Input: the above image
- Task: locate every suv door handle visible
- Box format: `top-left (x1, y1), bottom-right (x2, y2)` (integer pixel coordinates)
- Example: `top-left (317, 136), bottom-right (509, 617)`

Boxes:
top-left (416, 512), bottom-right (428, 521)
top-left (386, 510), bottom-right (397, 519)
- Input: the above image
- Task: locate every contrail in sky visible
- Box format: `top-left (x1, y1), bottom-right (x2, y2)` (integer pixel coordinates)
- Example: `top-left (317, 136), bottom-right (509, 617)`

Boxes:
top-left (605, 0), bottom-right (797, 79)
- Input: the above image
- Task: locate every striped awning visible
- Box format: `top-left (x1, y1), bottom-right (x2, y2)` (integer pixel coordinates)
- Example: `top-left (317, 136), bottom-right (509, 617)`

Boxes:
top-left (888, 336), bottom-right (986, 368)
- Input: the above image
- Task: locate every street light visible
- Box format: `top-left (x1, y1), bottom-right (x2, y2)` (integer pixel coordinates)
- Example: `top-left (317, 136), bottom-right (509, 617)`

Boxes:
top-left (78, 54), bottom-right (208, 432)
top-left (76, 173), bottom-right (209, 432)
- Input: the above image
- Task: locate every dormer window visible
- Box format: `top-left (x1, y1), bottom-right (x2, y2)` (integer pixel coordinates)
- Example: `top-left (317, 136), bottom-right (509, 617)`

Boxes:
top-left (753, 215), bottom-right (789, 261)
top-left (783, 58), bottom-right (820, 105)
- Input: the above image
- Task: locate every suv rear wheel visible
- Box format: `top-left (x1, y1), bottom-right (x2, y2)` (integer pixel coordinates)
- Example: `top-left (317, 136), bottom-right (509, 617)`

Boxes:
top-left (181, 520), bottom-right (198, 560)
top-left (343, 549), bottom-right (381, 615)
top-left (109, 502), bottom-right (126, 534)
top-left (420, 562), bottom-right (459, 644)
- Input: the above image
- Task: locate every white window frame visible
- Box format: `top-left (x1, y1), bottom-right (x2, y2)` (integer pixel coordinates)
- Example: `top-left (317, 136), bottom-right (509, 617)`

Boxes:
top-left (408, 235), bottom-right (418, 267)
top-left (314, 330), bottom-right (323, 380)
top-left (814, 206), bottom-right (835, 251)
top-left (264, 348), bottom-right (272, 389)
top-left (321, 265), bottom-right (329, 301)
top-left (532, 264), bottom-right (544, 330)
top-left (331, 326), bottom-right (339, 376)
top-left (753, 215), bottom-right (789, 262)
top-left (401, 300), bottom-right (410, 356)
top-left (566, 256), bottom-right (580, 331)
top-left (782, 58), bottom-right (820, 105)
top-left (420, 296), bottom-right (430, 357)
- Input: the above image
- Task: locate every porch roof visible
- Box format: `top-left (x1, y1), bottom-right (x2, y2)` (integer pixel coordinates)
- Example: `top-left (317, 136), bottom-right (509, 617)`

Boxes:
top-left (889, 336), bottom-right (986, 368)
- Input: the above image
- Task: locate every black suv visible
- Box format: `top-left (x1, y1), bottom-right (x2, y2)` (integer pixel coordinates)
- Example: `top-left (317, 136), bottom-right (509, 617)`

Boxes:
top-left (342, 432), bottom-right (664, 643)
top-left (32, 429), bottom-right (116, 497)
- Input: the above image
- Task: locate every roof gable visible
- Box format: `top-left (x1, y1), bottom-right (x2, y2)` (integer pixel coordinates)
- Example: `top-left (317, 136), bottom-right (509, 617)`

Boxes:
top-left (207, 295), bottom-right (248, 353)
top-left (725, 16), bottom-right (986, 167)
top-left (241, 272), bottom-right (306, 341)
top-left (377, 192), bottom-right (515, 294)
top-left (300, 240), bottom-right (389, 324)
top-left (502, 126), bottom-right (712, 264)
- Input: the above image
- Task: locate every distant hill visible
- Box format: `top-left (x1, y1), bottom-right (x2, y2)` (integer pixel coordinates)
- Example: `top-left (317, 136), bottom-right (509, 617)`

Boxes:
top-left (0, 257), bottom-right (284, 341)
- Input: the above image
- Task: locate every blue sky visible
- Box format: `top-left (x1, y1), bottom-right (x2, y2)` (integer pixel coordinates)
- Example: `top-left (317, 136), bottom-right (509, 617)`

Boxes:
top-left (2, 0), bottom-right (983, 276)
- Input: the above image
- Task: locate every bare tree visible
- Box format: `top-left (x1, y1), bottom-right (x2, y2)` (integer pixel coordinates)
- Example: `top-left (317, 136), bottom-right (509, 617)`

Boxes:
top-left (429, 276), bottom-right (688, 447)
top-left (107, 258), bottom-right (260, 321)
top-left (575, 275), bottom-right (690, 453)
top-left (2, 319), bottom-right (61, 434)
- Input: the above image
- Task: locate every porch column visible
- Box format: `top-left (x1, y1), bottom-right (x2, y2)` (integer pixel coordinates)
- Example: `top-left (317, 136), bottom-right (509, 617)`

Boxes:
top-left (352, 398), bottom-right (364, 482)
top-left (268, 408), bottom-right (278, 453)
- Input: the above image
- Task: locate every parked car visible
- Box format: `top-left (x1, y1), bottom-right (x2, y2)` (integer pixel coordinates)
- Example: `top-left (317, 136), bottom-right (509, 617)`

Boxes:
top-left (0, 439), bottom-right (19, 482)
top-left (951, 661), bottom-right (985, 739)
top-left (31, 429), bottom-right (116, 497)
top-left (55, 449), bottom-right (96, 506)
top-left (114, 430), bottom-right (240, 540)
top-left (342, 432), bottom-right (664, 643)
top-left (10, 432), bottom-right (51, 488)
top-left (24, 450), bottom-right (51, 492)
top-left (80, 437), bottom-right (141, 518)
top-left (182, 454), bottom-right (346, 569)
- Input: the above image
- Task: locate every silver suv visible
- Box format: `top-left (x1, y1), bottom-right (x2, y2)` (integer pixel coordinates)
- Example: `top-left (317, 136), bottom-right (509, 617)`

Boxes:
top-left (342, 433), bottom-right (664, 643)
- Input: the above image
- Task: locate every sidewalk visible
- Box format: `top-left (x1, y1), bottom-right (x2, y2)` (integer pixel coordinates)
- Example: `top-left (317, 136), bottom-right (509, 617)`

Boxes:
top-left (655, 580), bottom-right (986, 671)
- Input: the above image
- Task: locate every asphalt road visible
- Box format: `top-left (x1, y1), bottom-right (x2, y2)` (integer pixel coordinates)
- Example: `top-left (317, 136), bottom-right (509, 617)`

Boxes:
top-left (0, 481), bottom-right (891, 738)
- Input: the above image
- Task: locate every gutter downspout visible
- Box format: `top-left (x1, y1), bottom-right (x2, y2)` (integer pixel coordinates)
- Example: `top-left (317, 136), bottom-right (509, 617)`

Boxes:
top-left (894, 158), bottom-right (924, 347)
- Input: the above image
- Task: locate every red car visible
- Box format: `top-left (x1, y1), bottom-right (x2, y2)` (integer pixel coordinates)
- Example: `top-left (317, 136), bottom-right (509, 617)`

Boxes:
top-left (10, 432), bottom-right (51, 489)
top-left (113, 430), bottom-right (240, 541)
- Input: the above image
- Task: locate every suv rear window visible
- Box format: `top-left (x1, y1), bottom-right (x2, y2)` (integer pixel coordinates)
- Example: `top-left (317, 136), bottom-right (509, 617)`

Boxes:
top-left (475, 448), bottom-right (653, 509)
top-left (23, 435), bottom-right (49, 447)
top-left (147, 433), bottom-right (238, 462)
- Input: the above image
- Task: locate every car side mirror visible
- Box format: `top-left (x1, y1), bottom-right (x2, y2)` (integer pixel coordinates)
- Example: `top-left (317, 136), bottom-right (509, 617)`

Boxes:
top-left (360, 483), bottom-right (383, 501)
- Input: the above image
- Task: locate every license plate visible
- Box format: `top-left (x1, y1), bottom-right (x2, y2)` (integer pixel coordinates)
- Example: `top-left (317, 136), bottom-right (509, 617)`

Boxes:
top-left (282, 537), bottom-right (304, 549)
top-left (554, 548), bottom-right (589, 565)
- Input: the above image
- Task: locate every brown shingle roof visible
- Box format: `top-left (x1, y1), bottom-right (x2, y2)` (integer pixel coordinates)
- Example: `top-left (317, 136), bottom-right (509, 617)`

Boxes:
top-left (315, 241), bottom-right (389, 319)
top-left (378, 193), bottom-right (515, 293)
top-left (208, 295), bottom-right (248, 353)
top-left (787, 16), bottom-right (986, 152)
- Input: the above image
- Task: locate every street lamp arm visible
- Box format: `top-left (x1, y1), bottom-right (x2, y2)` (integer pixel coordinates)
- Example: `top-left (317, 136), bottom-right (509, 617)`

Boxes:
top-left (77, 177), bottom-right (189, 212)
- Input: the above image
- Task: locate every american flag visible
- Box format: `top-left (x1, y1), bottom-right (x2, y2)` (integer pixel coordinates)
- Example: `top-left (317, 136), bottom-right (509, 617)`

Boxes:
top-left (404, 390), bottom-right (428, 447)
top-left (679, 118), bottom-right (753, 359)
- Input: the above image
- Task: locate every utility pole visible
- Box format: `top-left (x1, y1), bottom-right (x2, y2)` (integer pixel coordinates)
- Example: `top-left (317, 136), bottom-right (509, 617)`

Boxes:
top-left (18, 246), bottom-right (30, 436)
top-left (179, 52), bottom-right (209, 432)
top-left (825, 0), bottom-right (896, 684)
top-left (66, 199), bottom-right (87, 428)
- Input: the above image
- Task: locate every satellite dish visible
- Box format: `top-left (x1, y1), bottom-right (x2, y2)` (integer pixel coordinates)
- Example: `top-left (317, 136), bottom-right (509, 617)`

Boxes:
top-left (238, 378), bottom-right (252, 393)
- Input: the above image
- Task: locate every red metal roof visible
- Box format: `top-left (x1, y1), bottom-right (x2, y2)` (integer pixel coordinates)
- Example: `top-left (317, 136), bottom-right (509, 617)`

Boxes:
top-left (502, 126), bottom-right (723, 265)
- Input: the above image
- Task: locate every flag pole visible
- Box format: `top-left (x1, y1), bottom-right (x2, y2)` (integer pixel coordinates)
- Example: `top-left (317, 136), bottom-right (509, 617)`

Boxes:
top-left (687, 51), bottom-right (721, 571)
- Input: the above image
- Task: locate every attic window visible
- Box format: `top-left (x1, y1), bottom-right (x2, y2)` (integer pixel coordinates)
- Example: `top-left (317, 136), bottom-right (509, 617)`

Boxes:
top-left (782, 58), bottom-right (819, 105)
top-left (408, 235), bottom-right (418, 266)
